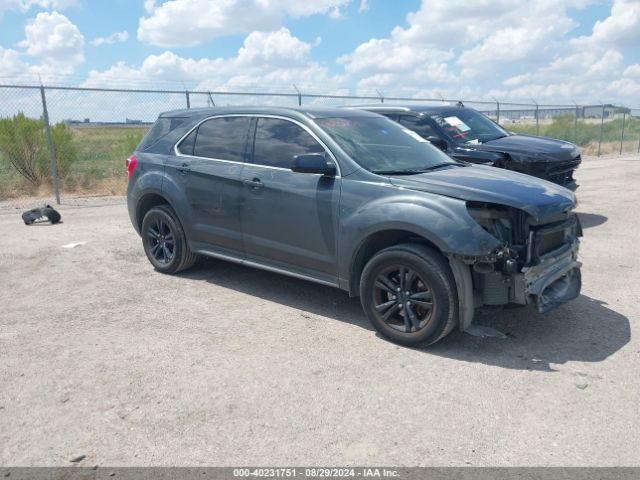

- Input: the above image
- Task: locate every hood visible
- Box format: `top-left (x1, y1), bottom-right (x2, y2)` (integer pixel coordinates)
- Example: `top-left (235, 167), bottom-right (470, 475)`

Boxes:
top-left (389, 164), bottom-right (576, 221)
top-left (467, 134), bottom-right (580, 162)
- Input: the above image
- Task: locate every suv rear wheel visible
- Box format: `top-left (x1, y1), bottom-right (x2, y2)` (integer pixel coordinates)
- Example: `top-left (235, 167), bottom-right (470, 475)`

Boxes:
top-left (141, 205), bottom-right (198, 274)
top-left (359, 243), bottom-right (458, 346)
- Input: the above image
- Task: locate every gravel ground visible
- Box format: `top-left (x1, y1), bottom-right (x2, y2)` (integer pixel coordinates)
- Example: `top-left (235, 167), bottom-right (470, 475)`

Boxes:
top-left (0, 155), bottom-right (639, 466)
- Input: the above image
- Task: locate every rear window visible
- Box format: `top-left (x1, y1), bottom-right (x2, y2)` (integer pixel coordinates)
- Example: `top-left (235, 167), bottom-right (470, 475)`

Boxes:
top-left (138, 116), bottom-right (188, 150)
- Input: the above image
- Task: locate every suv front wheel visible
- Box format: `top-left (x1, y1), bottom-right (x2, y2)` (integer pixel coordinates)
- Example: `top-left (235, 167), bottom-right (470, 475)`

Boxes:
top-left (141, 205), bottom-right (199, 274)
top-left (359, 243), bottom-right (458, 346)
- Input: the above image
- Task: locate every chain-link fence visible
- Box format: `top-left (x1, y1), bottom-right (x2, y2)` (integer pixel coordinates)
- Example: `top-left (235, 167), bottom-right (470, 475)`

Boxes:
top-left (1, 83), bottom-right (639, 212)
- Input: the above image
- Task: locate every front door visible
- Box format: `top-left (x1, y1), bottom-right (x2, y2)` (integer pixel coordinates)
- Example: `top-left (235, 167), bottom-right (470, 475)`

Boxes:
top-left (241, 117), bottom-right (341, 283)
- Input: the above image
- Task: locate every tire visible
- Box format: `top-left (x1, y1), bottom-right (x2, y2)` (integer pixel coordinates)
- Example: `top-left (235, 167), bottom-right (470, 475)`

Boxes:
top-left (141, 204), bottom-right (198, 274)
top-left (359, 243), bottom-right (458, 346)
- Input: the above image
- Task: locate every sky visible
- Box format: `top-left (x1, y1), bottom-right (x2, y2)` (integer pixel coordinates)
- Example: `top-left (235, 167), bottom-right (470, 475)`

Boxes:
top-left (0, 0), bottom-right (640, 107)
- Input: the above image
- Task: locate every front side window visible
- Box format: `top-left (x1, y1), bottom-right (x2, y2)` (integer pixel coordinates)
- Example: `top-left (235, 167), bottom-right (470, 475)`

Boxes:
top-left (398, 115), bottom-right (439, 139)
top-left (193, 116), bottom-right (251, 162)
top-left (253, 118), bottom-right (324, 168)
top-left (315, 116), bottom-right (456, 174)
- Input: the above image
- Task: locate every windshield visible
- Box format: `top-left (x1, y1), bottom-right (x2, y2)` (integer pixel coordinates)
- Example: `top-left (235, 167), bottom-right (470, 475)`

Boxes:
top-left (430, 109), bottom-right (509, 144)
top-left (315, 116), bottom-right (457, 174)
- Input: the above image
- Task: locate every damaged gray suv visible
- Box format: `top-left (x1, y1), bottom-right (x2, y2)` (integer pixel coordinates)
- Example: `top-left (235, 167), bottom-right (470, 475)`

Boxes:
top-left (127, 107), bottom-right (582, 346)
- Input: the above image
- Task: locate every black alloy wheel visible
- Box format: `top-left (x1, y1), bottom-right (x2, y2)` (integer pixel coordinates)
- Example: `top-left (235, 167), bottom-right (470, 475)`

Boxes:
top-left (141, 204), bottom-right (199, 274)
top-left (360, 243), bottom-right (458, 346)
top-left (373, 265), bottom-right (434, 333)
top-left (146, 216), bottom-right (175, 265)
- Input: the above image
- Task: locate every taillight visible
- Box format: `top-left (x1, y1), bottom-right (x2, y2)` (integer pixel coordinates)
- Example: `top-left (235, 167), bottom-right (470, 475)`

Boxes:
top-left (126, 154), bottom-right (137, 180)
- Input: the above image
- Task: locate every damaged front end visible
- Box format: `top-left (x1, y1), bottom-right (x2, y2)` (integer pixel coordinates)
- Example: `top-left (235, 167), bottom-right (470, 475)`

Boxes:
top-left (450, 201), bottom-right (582, 329)
top-left (516, 155), bottom-right (582, 191)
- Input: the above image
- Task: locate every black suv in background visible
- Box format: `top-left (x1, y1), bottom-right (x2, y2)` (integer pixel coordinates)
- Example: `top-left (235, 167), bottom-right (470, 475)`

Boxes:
top-left (127, 107), bottom-right (582, 347)
top-left (353, 105), bottom-right (582, 190)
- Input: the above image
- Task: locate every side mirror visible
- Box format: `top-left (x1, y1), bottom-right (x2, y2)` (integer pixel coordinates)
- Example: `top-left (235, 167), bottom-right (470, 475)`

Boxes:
top-left (291, 153), bottom-right (336, 176)
top-left (426, 136), bottom-right (447, 150)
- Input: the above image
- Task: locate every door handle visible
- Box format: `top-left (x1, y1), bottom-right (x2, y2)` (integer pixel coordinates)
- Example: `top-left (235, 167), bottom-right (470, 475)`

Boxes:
top-left (243, 178), bottom-right (263, 190)
top-left (177, 162), bottom-right (190, 174)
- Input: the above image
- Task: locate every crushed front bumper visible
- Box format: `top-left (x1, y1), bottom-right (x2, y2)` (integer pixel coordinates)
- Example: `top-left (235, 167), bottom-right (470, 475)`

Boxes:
top-left (449, 236), bottom-right (582, 331)
top-left (514, 239), bottom-right (582, 312)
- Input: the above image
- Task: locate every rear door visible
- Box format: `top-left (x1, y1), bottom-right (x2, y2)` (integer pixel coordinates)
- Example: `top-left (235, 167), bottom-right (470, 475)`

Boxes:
top-left (174, 115), bottom-right (252, 256)
top-left (240, 116), bottom-right (341, 283)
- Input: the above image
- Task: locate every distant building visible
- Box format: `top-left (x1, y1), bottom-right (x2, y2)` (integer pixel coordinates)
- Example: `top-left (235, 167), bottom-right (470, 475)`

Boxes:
top-left (481, 104), bottom-right (630, 121)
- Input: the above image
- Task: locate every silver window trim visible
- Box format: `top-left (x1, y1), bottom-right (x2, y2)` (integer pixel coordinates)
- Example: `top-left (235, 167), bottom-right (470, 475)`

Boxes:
top-left (173, 113), bottom-right (342, 177)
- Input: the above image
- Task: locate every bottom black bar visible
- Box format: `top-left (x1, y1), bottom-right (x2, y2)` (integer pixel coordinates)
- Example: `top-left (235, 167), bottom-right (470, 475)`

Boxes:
top-left (1, 467), bottom-right (639, 480)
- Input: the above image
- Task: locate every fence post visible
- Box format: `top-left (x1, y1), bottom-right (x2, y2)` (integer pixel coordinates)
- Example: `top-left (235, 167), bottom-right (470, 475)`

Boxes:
top-left (39, 85), bottom-right (60, 205)
top-left (530, 99), bottom-right (539, 136)
top-left (293, 85), bottom-right (302, 106)
top-left (573, 103), bottom-right (579, 144)
top-left (597, 104), bottom-right (605, 157)
top-left (185, 90), bottom-right (190, 109)
top-left (377, 89), bottom-right (384, 104)
top-left (619, 112), bottom-right (626, 155)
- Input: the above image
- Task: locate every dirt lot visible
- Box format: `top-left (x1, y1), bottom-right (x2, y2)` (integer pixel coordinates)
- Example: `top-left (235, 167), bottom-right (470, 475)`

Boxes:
top-left (1, 155), bottom-right (639, 466)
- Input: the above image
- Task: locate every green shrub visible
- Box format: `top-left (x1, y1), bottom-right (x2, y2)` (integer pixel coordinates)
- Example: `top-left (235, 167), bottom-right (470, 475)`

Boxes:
top-left (0, 112), bottom-right (77, 184)
top-left (0, 113), bottom-right (46, 183)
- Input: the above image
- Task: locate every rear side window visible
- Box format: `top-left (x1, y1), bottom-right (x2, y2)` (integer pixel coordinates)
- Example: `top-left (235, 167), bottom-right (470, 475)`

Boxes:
top-left (139, 117), bottom-right (188, 150)
top-left (398, 115), bottom-right (439, 139)
top-left (193, 117), bottom-right (251, 162)
top-left (253, 118), bottom-right (324, 169)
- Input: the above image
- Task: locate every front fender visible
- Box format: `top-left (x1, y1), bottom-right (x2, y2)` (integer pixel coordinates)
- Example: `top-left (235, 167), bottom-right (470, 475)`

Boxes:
top-left (338, 189), bottom-right (501, 283)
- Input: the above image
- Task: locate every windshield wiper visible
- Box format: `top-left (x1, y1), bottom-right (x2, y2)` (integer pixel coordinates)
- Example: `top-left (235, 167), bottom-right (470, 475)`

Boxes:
top-left (371, 169), bottom-right (426, 175)
top-left (486, 134), bottom-right (508, 141)
top-left (419, 162), bottom-right (461, 171)
top-left (373, 163), bottom-right (463, 175)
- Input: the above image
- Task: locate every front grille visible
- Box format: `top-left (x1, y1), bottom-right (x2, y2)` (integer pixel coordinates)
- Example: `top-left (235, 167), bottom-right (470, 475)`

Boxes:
top-left (537, 229), bottom-right (565, 256)
top-left (528, 155), bottom-right (581, 186)
top-left (531, 215), bottom-right (578, 261)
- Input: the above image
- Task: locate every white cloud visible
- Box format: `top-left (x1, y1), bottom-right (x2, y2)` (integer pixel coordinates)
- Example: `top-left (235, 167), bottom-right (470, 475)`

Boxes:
top-left (16, 11), bottom-right (84, 74)
top-left (488, 48), bottom-right (628, 103)
top-left (338, 38), bottom-right (453, 74)
top-left (0, 47), bottom-right (28, 76)
top-left (137, 0), bottom-right (351, 48)
top-left (328, 6), bottom-right (345, 20)
top-left (336, 0), bottom-right (640, 102)
top-left (84, 27), bottom-right (340, 94)
top-left (358, 0), bottom-right (369, 13)
top-left (0, 0), bottom-right (78, 17)
top-left (572, 0), bottom-right (640, 48)
top-left (390, 0), bottom-right (522, 49)
top-left (143, 0), bottom-right (157, 13)
top-left (623, 64), bottom-right (640, 78)
top-left (91, 31), bottom-right (129, 47)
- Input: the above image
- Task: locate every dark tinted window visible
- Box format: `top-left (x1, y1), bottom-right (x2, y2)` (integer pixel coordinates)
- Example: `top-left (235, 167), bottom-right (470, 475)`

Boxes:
top-left (139, 116), bottom-right (188, 150)
top-left (398, 115), bottom-right (439, 139)
top-left (177, 128), bottom-right (197, 155)
top-left (193, 116), bottom-right (251, 162)
top-left (253, 118), bottom-right (324, 168)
